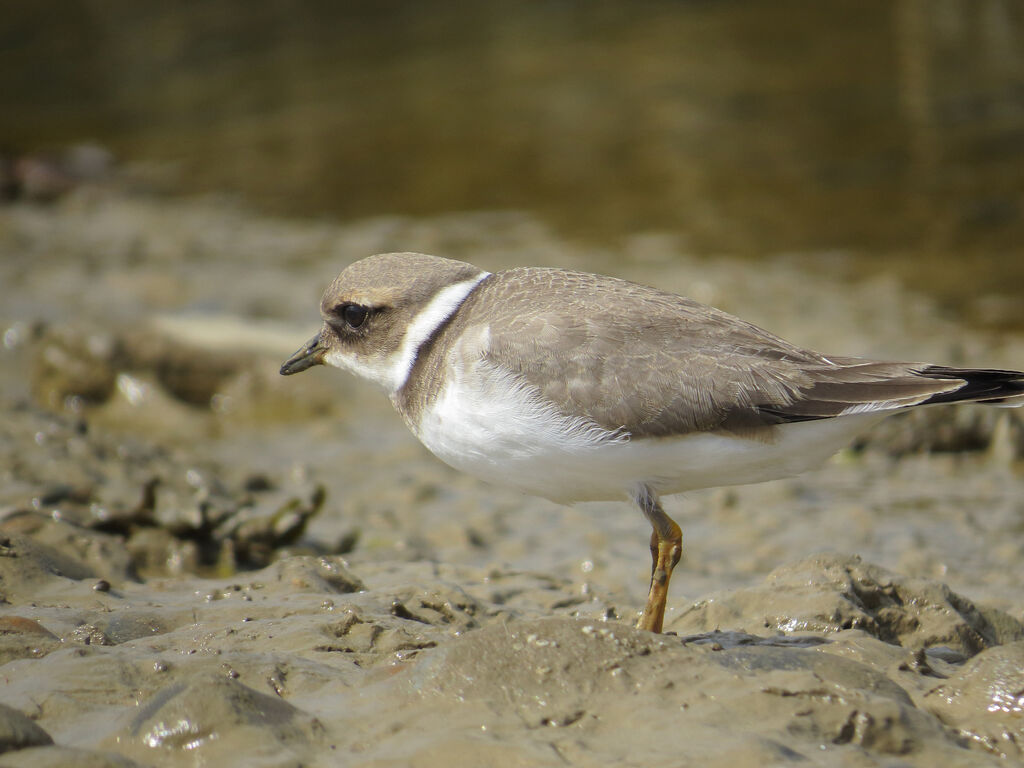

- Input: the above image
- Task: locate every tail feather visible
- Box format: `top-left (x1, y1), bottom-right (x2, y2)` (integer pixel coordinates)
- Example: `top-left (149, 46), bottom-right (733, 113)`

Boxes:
top-left (916, 366), bottom-right (1024, 406)
top-left (755, 362), bottom-right (1024, 424)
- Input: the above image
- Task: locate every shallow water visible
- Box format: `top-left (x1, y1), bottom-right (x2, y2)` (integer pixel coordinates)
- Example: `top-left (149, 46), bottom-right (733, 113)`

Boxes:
top-left (2, 1), bottom-right (1023, 327)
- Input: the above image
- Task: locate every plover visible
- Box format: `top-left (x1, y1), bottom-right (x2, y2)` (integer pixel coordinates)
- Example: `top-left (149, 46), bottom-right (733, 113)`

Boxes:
top-left (281, 252), bottom-right (1024, 633)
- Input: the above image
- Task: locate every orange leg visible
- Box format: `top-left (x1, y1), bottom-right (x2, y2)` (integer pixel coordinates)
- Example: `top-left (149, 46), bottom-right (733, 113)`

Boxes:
top-left (633, 486), bottom-right (683, 633)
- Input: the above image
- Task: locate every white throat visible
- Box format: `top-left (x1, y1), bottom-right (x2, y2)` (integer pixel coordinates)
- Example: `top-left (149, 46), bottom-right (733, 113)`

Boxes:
top-left (324, 272), bottom-right (490, 393)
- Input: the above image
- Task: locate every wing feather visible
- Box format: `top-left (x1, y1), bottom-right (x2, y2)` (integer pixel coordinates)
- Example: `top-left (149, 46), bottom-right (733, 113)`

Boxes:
top-left (450, 268), bottom-right (1008, 438)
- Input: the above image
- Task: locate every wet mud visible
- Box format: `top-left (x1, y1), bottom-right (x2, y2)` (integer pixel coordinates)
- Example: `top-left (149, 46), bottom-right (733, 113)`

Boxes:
top-left (0, 190), bottom-right (1022, 766)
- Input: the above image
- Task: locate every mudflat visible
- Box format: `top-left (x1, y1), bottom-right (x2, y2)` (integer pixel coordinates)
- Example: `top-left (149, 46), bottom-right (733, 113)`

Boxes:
top-left (0, 191), bottom-right (1022, 766)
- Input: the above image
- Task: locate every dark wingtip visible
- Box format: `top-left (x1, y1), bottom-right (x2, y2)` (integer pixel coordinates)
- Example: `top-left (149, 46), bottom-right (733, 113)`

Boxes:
top-left (917, 365), bottom-right (1024, 405)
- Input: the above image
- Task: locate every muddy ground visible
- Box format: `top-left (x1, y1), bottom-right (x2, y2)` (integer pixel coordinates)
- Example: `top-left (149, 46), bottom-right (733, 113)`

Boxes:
top-left (0, 189), bottom-right (1022, 767)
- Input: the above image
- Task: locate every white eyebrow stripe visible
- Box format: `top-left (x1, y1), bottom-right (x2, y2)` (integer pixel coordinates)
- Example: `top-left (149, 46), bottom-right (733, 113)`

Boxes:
top-left (387, 272), bottom-right (490, 392)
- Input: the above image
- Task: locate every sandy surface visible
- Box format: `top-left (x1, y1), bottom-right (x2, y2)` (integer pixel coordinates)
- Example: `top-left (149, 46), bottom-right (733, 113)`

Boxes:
top-left (0, 189), bottom-right (1023, 766)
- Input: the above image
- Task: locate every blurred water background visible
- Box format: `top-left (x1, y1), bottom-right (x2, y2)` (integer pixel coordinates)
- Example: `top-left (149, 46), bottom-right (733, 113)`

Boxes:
top-left (2, 0), bottom-right (1022, 326)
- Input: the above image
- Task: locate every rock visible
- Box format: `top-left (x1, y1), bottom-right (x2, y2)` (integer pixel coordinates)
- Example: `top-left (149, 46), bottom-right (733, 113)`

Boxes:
top-left (672, 553), bottom-right (1024, 655)
top-left (0, 617), bottom-right (62, 666)
top-left (0, 703), bottom-right (52, 754)
top-left (262, 555), bottom-right (365, 595)
top-left (924, 641), bottom-right (1024, 759)
top-left (30, 325), bottom-right (119, 409)
top-left (114, 676), bottom-right (327, 764)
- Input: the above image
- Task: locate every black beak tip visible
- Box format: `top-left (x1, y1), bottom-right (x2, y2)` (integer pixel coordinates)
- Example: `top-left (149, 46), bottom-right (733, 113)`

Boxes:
top-left (279, 355), bottom-right (316, 376)
top-left (280, 335), bottom-right (324, 376)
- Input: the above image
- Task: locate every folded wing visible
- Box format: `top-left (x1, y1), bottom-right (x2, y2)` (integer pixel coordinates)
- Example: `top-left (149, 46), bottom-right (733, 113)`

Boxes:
top-left (469, 269), bottom-right (1023, 438)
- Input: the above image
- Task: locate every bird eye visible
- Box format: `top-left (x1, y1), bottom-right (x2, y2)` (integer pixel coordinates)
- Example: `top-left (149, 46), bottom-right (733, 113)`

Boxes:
top-left (340, 303), bottom-right (369, 328)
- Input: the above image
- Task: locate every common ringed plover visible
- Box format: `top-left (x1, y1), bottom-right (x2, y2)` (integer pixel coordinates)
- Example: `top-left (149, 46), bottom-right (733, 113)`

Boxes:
top-left (281, 252), bottom-right (1024, 633)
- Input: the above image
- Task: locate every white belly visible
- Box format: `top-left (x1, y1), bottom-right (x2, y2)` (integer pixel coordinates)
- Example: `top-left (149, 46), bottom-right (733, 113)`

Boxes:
top-left (410, 361), bottom-right (884, 503)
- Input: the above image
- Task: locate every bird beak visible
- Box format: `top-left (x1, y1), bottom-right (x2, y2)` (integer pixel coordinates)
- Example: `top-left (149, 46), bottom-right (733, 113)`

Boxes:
top-left (280, 333), bottom-right (326, 375)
